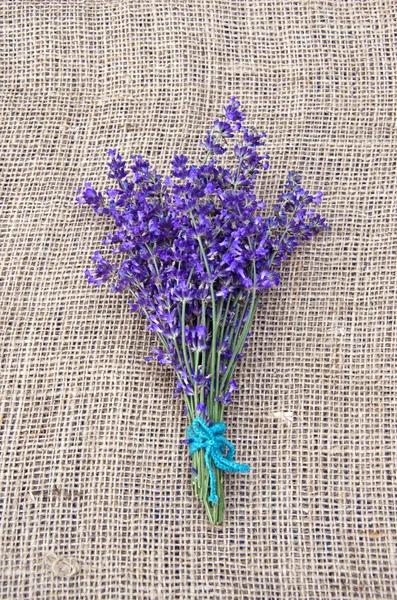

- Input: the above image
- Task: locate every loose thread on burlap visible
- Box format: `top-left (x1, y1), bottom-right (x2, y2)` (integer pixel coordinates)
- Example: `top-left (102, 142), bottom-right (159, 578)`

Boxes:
top-left (44, 552), bottom-right (80, 579)
top-left (187, 417), bottom-right (250, 504)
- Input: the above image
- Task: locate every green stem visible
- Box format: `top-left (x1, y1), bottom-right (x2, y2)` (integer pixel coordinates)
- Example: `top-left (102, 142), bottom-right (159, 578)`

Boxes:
top-left (221, 292), bottom-right (260, 390)
top-left (180, 300), bottom-right (193, 379)
top-left (226, 292), bottom-right (250, 351)
top-left (194, 232), bottom-right (220, 420)
top-left (191, 448), bottom-right (224, 525)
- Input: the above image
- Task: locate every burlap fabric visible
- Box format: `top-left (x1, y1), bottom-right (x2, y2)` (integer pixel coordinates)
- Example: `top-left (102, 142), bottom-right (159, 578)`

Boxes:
top-left (1, 1), bottom-right (396, 598)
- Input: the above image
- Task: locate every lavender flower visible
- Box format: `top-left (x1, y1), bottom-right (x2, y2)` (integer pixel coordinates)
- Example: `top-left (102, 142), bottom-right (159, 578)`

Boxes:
top-left (77, 99), bottom-right (329, 523)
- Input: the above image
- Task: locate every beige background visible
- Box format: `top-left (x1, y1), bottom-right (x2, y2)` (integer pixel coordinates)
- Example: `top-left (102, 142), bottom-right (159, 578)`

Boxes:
top-left (1, 1), bottom-right (396, 598)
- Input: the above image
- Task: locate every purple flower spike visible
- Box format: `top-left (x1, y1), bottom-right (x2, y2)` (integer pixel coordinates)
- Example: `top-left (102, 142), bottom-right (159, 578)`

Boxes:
top-left (222, 97), bottom-right (245, 127)
top-left (85, 251), bottom-right (114, 286)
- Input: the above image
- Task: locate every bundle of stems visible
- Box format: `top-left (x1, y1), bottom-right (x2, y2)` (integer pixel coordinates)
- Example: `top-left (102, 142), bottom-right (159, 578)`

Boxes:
top-left (77, 98), bottom-right (329, 523)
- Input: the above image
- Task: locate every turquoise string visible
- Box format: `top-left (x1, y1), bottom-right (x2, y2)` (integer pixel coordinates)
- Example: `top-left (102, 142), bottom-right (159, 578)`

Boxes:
top-left (187, 417), bottom-right (250, 504)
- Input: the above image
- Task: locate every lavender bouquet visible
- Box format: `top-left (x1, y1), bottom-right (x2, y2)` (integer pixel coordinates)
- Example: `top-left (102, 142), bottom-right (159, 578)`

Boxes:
top-left (77, 99), bottom-right (329, 524)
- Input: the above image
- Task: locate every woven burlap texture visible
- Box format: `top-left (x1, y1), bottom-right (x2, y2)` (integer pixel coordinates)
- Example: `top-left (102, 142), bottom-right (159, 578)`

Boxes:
top-left (1, 1), bottom-right (396, 598)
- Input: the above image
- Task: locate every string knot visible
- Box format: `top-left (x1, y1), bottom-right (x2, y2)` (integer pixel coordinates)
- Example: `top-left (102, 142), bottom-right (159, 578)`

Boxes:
top-left (187, 417), bottom-right (250, 504)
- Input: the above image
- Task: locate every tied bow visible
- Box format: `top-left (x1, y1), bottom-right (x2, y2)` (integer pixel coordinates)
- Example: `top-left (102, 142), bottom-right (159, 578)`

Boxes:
top-left (187, 417), bottom-right (250, 504)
